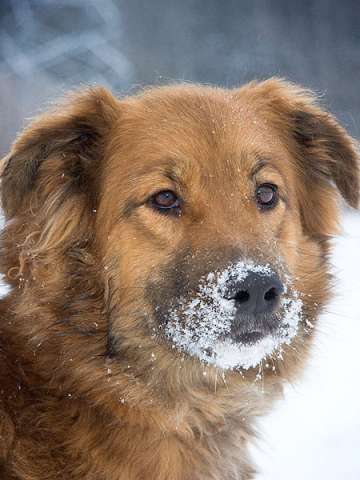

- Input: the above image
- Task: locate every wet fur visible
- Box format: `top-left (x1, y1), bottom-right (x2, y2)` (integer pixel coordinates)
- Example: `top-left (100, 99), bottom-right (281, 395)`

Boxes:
top-left (0, 80), bottom-right (359, 479)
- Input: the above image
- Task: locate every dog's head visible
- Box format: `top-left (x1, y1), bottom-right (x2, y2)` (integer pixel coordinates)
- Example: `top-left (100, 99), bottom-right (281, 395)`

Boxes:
top-left (1, 80), bottom-right (359, 397)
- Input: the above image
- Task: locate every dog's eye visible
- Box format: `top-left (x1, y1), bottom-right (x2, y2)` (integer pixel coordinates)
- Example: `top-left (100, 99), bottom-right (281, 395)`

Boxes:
top-left (149, 190), bottom-right (181, 213)
top-left (256, 184), bottom-right (278, 210)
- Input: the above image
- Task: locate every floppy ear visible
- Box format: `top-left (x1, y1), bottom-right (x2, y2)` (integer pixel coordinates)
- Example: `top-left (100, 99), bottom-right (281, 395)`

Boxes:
top-left (292, 98), bottom-right (359, 237)
top-left (0, 87), bottom-right (120, 280)
top-left (0, 86), bottom-right (119, 219)
top-left (250, 79), bottom-right (360, 238)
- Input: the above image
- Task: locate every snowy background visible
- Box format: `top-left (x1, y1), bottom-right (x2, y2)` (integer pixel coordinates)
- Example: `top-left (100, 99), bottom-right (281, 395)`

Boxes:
top-left (252, 210), bottom-right (360, 480)
top-left (0, 1), bottom-right (359, 478)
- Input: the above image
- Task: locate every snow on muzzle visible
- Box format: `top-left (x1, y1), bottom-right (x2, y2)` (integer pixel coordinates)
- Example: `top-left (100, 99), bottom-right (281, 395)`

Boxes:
top-left (164, 260), bottom-right (302, 370)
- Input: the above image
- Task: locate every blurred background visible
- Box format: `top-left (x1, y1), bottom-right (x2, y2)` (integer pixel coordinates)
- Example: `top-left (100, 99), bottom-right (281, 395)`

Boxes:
top-left (1, 0), bottom-right (360, 155)
top-left (0, 1), bottom-right (359, 479)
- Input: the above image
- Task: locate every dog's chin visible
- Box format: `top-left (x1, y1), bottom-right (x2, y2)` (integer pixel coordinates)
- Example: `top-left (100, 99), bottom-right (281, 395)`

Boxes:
top-left (163, 301), bottom-right (302, 370)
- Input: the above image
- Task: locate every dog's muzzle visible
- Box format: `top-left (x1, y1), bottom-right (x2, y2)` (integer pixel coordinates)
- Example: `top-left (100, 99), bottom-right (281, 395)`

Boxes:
top-left (163, 259), bottom-right (302, 369)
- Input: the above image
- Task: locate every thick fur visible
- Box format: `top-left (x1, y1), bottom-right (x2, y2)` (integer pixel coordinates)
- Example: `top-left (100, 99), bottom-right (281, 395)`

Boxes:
top-left (0, 80), bottom-right (358, 480)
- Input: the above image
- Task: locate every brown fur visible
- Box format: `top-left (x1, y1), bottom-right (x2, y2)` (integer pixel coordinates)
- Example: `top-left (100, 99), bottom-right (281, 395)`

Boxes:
top-left (0, 79), bottom-right (358, 479)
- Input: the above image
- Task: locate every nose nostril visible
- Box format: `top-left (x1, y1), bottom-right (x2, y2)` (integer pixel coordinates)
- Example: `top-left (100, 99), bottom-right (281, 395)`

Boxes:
top-left (264, 287), bottom-right (278, 302)
top-left (234, 290), bottom-right (250, 304)
top-left (226, 271), bottom-right (283, 316)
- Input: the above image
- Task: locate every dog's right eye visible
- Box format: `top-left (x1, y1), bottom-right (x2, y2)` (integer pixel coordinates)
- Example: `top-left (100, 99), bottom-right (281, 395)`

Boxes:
top-left (149, 190), bottom-right (182, 214)
top-left (256, 183), bottom-right (278, 210)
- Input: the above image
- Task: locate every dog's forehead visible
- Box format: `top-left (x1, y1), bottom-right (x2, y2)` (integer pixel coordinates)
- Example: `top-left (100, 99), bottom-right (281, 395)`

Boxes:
top-left (113, 85), bottom-right (289, 180)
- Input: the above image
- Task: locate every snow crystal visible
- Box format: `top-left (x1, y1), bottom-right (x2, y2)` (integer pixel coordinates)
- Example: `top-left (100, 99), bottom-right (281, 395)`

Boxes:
top-left (165, 260), bottom-right (302, 370)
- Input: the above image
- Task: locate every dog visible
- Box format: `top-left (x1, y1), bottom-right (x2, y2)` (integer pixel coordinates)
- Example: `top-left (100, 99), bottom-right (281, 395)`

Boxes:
top-left (0, 79), bottom-right (358, 480)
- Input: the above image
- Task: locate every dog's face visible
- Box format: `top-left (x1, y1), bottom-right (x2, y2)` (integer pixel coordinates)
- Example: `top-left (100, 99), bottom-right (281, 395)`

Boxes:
top-left (100, 88), bottom-right (307, 371)
top-left (1, 81), bottom-right (359, 391)
top-left (97, 82), bottom-right (358, 374)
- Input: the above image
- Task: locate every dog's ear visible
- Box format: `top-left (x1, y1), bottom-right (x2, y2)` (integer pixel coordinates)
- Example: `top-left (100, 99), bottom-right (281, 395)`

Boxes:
top-left (248, 79), bottom-right (360, 237)
top-left (292, 96), bottom-right (359, 238)
top-left (0, 87), bottom-right (120, 280)
top-left (0, 87), bottom-right (119, 219)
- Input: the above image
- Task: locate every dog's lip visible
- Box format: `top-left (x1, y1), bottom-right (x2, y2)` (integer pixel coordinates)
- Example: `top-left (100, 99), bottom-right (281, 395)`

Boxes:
top-left (230, 330), bottom-right (265, 345)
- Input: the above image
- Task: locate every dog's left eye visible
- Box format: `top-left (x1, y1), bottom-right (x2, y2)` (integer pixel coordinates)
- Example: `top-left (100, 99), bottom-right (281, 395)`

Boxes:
top-left (149, 190), bottom-right (181, 213)
top-left (256, 183), bottom-right (278, 210)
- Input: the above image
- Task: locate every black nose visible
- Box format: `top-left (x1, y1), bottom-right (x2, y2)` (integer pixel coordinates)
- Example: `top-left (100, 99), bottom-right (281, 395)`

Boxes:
top-left (227, 271), bottom-right (284, 315)
top-left (225, 271), bottom-right (284, 344)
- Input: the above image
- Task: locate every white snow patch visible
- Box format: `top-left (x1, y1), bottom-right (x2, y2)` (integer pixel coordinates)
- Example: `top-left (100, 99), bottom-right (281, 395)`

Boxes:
top-left (0, 273), bottom-right (11, 299)
top-left (165, 260), bottom-right (302, 370)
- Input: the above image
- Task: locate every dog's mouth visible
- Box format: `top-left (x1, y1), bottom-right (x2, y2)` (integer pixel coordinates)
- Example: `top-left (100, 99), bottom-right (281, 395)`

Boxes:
top-left (165, 314), bottom-right (301, 371)
top-left (162, 261), bottom-right (303, 370)
top-left (230, 330), bottom-right (264, 345)
top-left (228, 312), bottom-right (282, 345)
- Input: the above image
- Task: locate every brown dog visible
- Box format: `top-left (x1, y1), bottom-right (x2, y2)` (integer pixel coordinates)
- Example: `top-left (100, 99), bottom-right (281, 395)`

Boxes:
top-left (0, 79), bottom-right (358, 480)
